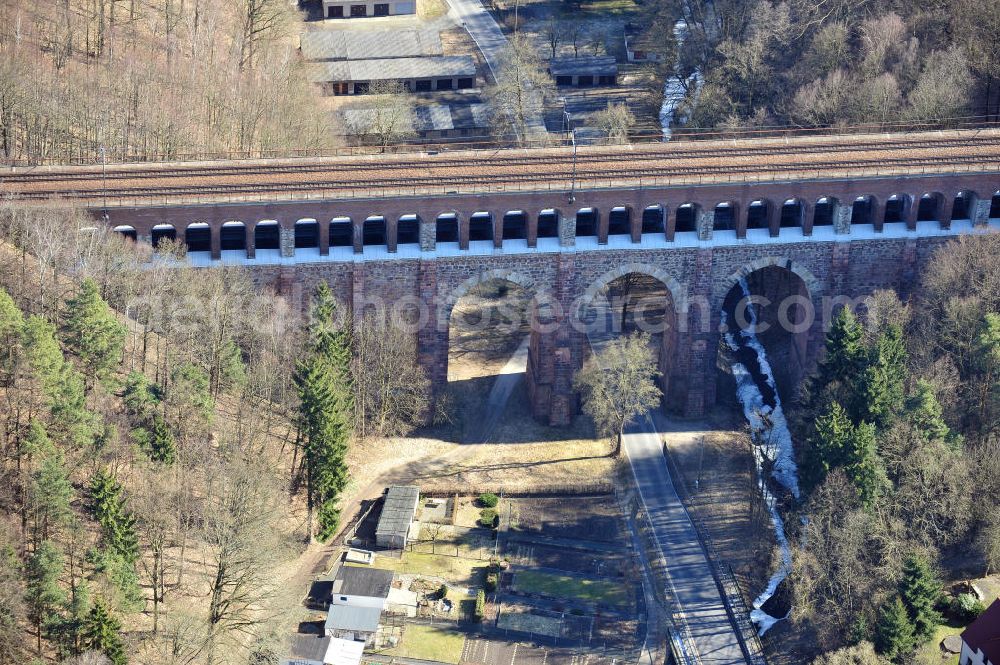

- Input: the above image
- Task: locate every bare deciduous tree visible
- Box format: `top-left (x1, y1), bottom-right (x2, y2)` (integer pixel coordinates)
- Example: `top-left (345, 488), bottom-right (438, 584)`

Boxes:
top-left (343, 80), bottom-right (417, 151)
top-left (573, 332), bottom-right (662, 456)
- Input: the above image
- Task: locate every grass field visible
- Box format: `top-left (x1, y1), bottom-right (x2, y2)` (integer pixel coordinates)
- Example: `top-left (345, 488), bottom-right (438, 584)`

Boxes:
top-left (386, 624), bottom-right (466, 664)
top-left (914, 622), bottom-right (964, 665)
top-left (513, 570), bottom-right (629, 607)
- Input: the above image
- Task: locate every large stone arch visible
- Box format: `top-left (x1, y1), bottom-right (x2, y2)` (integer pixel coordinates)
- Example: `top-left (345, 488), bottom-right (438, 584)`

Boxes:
top-left (579, 262), bottom-right (688, 412)
top-left (581, 262), bottom-right (688, 314)
top-left (718, 256), bottom-right (822, 402)
top-left (718, 256), bottom-right (821, 303)
top-left (441, 268), bottom-right (537, 320)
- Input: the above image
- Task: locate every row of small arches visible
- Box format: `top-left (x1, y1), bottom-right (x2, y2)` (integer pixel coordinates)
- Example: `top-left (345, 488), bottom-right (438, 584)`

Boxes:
top-left (111, 191), bottom-right (1000, 252)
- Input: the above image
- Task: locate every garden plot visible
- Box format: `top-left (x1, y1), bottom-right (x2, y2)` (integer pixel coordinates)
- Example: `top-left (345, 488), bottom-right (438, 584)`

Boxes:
top-left (507, 494), bottom-right (625, 543)
top-left (511, 570), bottom-right (631, 610)
top-left (496, 603), bottom-right (594, 641)
top-left (505, 539), bottom-right (630, 578)
top-left (411, 523), bottom-right (496, 560)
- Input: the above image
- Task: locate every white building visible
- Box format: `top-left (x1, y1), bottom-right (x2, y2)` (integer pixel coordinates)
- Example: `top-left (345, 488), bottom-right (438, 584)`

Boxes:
top-left (960, 599), bottom-right (1000, 665)
top-left (330, 566), bottom-right (393, 610)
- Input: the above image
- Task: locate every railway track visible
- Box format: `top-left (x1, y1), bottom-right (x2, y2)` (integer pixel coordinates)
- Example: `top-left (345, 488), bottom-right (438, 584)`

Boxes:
top-left (3, 130), bottom-right (1000, 203)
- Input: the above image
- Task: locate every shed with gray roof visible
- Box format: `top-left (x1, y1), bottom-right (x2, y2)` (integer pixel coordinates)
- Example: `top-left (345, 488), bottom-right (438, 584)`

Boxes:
top-left (375, 485), bottom-right (420, 549)
top-left (309, 56), bottom-right (477, 95)
top-left (299, 28), bottom-right (442, 62)
top-left (549, 56), bottom-right (618, 87)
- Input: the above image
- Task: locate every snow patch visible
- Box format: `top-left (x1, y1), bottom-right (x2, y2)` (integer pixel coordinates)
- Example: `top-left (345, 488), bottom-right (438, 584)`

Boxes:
top-left (722, 277), bottom-right (803, 635)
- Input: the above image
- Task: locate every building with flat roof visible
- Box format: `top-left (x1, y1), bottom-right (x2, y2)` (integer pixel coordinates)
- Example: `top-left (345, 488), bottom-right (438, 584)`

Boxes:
top-left (330, 566), bottom-right (393, 609)
top-left (960, 599), bottom-right (1000, 665)
top-left (299, 28), bottom-right (442, 62)
top-left (375, 485), bottom-right (420, 549)
top-left (322, 0), bottom-right (414, 19)
top-left (309, 56), bottom-right (477, 95)
top-left (549, 56), bottom-right (618, 87)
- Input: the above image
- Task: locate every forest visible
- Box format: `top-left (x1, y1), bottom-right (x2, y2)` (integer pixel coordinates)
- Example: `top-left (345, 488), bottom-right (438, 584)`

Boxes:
top-left (0, 201), bottom-right (429, 664)
top-left (644, 0), bottom-right (1000, 131)
top-left (0, 0), bottom-right (332, 163)
top-left (787, 235), bottom-right (1000, 663)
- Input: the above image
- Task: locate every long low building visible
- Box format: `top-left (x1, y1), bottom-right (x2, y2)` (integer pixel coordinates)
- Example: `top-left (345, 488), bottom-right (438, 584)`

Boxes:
top-left (299, 28), bottom-right (442, 61)
top-left (343, 101), bottom-right (490, 142)
top-left (322, 0), bottom-right (415, 19)
top-left (549, 56), bottom-right (618, 87)
top-left (309, 56), bottom-right (477, 95)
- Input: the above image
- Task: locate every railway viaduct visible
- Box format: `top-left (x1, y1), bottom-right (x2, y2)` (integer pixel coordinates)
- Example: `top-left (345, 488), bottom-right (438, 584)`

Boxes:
top-left (4, 130), bottom-right (1000, 425)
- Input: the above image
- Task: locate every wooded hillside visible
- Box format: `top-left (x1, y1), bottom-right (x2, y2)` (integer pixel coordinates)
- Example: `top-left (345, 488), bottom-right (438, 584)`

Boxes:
top-left (0, 0), bottom-right (334, 163)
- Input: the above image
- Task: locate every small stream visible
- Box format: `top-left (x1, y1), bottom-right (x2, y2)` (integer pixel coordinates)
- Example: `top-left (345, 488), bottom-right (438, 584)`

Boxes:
top-left (722, 278), bottom-right (801, 635)
top-left (659, 20), bottom-right (702, 141)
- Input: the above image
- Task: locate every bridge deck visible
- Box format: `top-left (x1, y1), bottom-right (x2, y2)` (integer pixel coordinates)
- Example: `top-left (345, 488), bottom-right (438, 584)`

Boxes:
top-left (3, 129), bottom-right (1000, 208)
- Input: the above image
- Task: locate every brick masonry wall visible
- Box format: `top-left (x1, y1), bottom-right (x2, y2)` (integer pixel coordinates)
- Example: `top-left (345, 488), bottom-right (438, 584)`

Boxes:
top-left (239, 233), bottom-right (959, 425)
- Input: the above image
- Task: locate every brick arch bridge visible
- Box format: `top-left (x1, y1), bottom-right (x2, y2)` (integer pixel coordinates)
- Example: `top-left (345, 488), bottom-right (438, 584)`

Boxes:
top-left (8, 133), bottom-right (1000, 424)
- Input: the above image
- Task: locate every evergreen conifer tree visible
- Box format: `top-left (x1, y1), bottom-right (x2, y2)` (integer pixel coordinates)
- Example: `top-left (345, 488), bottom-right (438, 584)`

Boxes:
top-left (816, 307), bottom-right (865, 387)
top-left (81, 598), bottom-right (127, 665)
top-left (899, 554), bottom-right (943, 642)
top-left (63, 278), bottom-right (127, 386)
top-left (874, 596), bottom-right (916, 662)
top-left (295, 283), bottom-right (353, 541)
top-left (905, 379), bottom-right (955, 444)
top-left (802, 401), bottom-right (854, 491)
top-left (843, 421), bottom-right (887, 509)
top-left (147, 413), bottom-right (176, 465)
top-left (0, 286), bottom-right (24, 378)
top-left (856, 324), bottom-right (908, 428)
top-left (30, 443), bottom-right (74, 543)
top-left (25, 540), bottom-right (66, 653)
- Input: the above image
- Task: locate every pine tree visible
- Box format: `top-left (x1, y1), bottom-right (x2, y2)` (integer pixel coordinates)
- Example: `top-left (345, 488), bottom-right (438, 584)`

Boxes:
top-left (843, 421), bottom-right (887, 509)
top-left (89, 469), bottom-right (139, 563)
top-left (0, 286), bottom-right (24, 379)
top-left (81, 598), bottom-right (127, 665)
top-left (856, 324), bottom-right (908, 428)
top-left (295, 283), bottom-right (353, 541)
top-left (25, 540), bottom-right (66, 654)
top-left (899, 554), bottom-right (943, 642)
top-left (874, 596), bottom-right (916, 662)
top-left (147, 413), bottom-right (176, 465)
top-left (905, 379), bottom-right (954, 444)
top-left (61, 579), bottom-right (91, 658)
top-left (802, 401), bottom-right (854, 492)
top-left (813, 307), bottom-right (866, 398)
top-left (63, 278), bottom-right (127, 387)
top-left (121, 371), bottom-right (157, 419)
top-left (21, 315), bottom-right (66, 396)
top-left (30, 443), bottom-right (75, 543)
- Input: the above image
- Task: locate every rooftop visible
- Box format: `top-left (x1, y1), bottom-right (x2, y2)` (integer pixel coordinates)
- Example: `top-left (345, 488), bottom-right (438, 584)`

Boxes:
top-left (549, 56), bottom-right (619, 77)
top-left (300, 28), bottom-right (442, 61)
top-left (962, 598), bottom-right (1000, 664)
top-left (375, 485), bottom-right (420, 540)
top-left (285, 634), bottom-right (331, 663)
top-left (324, 604), bottom-right (382, 633)
top-left (343, 102), bottom-right (488, 134)
top-left (309, 56), bottom-right (476, 84)
top-left (332, 566), bottom-right (393, 599)
top-left (325, 637), bottom-right (365, 665)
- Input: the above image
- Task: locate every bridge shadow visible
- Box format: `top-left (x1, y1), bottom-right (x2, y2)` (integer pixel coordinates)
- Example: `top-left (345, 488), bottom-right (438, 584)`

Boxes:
top-left (420, 374), bottom-right (600, 446)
